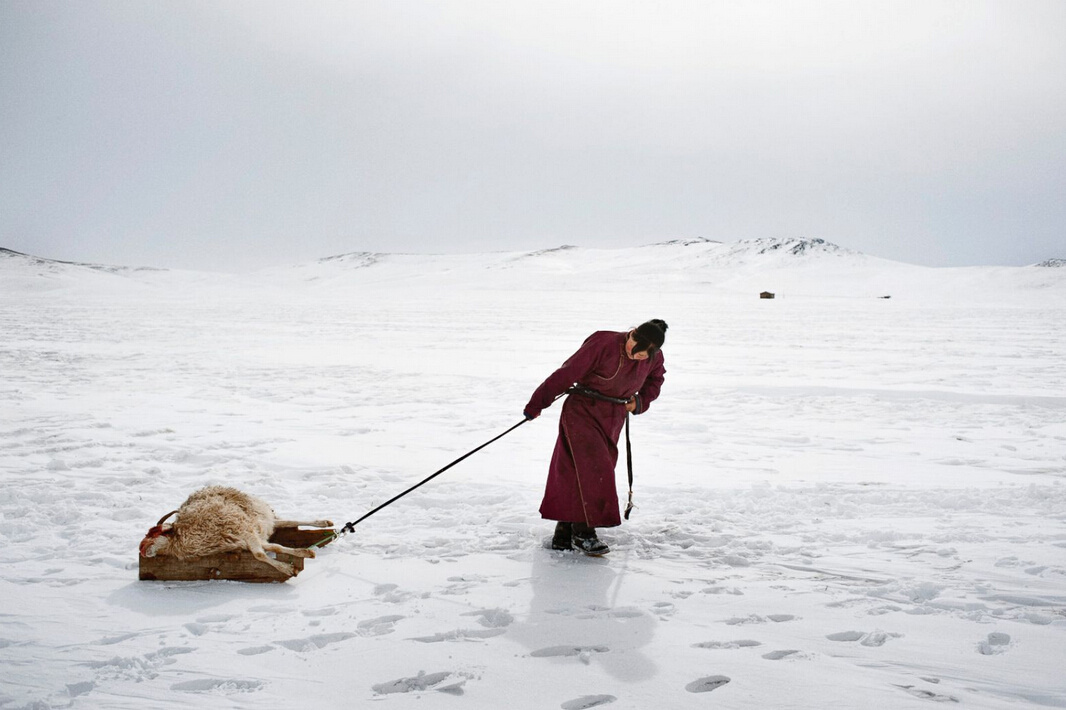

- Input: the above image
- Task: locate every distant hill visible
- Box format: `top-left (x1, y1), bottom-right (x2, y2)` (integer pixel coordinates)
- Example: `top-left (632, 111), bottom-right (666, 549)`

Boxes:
top-left (3, 239), bottom-right (1065, 303)
top-left (0, 247), bottom-right (231, 296)
top-left (0, 247), bottom-right (164, 274)
top-left (258, 238), bottom-right (896, 294)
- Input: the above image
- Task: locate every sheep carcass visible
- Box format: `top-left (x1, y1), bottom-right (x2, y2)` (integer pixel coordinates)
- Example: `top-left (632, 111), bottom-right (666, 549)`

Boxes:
top-left (139, 486), bottom-right (333, 577)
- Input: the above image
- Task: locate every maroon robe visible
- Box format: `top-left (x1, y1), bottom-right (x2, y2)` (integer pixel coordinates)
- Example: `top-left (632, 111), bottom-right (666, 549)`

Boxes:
top-left (524, 331), bottom-right (666, 528)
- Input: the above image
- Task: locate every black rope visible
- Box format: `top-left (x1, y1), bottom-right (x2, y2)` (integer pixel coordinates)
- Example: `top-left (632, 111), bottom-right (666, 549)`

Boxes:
top-left (327, 385), bottom-right (639, 544)
top-left (623, 412), bottom-right (634, 519)
top-left (338, 419), bottom-right (529, 535)
top-left (567, 385), bottom-right (637, 520)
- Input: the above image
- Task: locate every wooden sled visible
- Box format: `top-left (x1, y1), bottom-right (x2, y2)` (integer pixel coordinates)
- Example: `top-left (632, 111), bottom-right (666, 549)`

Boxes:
top-left (138, 527), bottom-right (336, 583)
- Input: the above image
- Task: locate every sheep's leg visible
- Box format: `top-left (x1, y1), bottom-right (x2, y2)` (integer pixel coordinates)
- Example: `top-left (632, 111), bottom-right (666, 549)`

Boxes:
top-left (274, 519), bottom-right (333, 529)
top-left (246, 536), bottom-right (296, 577)
top-left (263, 541), bottom-right (315, 559)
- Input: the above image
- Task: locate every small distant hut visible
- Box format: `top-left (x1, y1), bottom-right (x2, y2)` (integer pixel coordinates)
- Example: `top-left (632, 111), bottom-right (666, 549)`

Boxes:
top-left (759, 291), bottom-right (775, 299)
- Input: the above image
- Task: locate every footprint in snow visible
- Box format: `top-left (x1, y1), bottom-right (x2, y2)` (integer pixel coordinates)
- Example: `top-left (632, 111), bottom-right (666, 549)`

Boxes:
top-left (95, 633), bottom-right (138, 646)
top-left (237, 645), bottom-right (275, 656)
top-left (301, 607), bottom-right (339, 618)
top-left (859, 631), bottom-right (898, 647)
top-left (532, 645), bottom-right (610, 657)
top-left (724, 614), bottom-right (796, 625)
top-left (826, 630), bottom-right (901, 646)
top-left (531, 645), bottom-right (610, 664)
top-left (994, 556), bottom-right (1023, 568)
top-left (152, 647), bottom-right (195, 662)
top-left (1024, 566), bottom-right (1059, 576)
top-left (895, 685), bottom-right (959, 703)
top-left (373, 583), bottom-right (421, 603)
top-left (443, 579), bottom-right (481, 595)
top-left (357, 615), bottom-right (405, 636)
top-left (86, 646), bottom-right (194, 684)
top-left (462, 608), bottom-right (514, 628)
top-left (652, 601), bottom-right (676, 616)
top-left (183, 623), bottom-right (209, 637)
top-left (276, 632), bottom-right (356, 652)
top-left (171, 678), bottom-right (264, 694)
top-left (410, 629), bottom-right (506, 643)
top-left (372, 671), bottom-right (464, 695)
top-left (67, 681), bottom-right (94, 697)
top-left (977, 632), bottom-right (1011, 655)
top-left (195, 614), bottom-right (235, 623)
top-left (574, 606), bottom-right (644, 620)
top-left (686, 675), bottom-right (731, 693)
top-left (561, 694), bottom-right (617, 709)
top-left (762, 650), bottom-right (802, 660)
top-left (694, 639), bottom-right (762, 650)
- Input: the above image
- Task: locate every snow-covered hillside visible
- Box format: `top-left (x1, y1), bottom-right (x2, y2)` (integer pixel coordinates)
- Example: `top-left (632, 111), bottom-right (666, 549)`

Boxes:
top-left (4, 239), bottom-right (1065, 303)
top-left (0, 247), bottom-right (165, 274)
top-left (2, 240), bottom-right (1065, 708)
top-left (0, 247), bottom-right (234, 295)
top-left (253, 238), bottom-right (1065, 303)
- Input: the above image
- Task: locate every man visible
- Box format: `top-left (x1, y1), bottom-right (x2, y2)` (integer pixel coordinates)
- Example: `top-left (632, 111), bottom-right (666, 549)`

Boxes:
top-left (524, 319), bottom-right (667, 555)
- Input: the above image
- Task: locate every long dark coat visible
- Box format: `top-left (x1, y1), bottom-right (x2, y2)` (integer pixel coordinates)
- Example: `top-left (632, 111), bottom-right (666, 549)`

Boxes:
top-left (524, 330), bottom-right (666, 528)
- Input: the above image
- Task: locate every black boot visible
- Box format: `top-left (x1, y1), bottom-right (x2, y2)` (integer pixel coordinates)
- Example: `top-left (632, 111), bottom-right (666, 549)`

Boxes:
top-left (572, 523), bottom-right (610, 556)
top-left (551, 522), bottom-right (573, 551)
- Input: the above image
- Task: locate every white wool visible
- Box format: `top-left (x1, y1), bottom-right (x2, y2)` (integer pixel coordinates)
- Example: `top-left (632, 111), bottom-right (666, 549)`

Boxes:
top-left (143, 486), bottom-right (328, 577)
top-left (159, 486), bottom-right (277, 560)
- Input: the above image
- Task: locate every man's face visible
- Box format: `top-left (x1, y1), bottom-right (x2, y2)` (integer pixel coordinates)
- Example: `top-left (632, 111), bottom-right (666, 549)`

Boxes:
top-left (625, 334), bottom-right (650, 361)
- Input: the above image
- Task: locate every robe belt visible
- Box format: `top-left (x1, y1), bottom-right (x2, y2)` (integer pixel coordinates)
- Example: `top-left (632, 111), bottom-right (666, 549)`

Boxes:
top-left (566, 384), bottom-right (630, 405)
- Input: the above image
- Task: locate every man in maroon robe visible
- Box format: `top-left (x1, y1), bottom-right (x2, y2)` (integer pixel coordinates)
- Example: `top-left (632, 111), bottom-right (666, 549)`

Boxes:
top-left (524, 319), bottom-right (667, 555)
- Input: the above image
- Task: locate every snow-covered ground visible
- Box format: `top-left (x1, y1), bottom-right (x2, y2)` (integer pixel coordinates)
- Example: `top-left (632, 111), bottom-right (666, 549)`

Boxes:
top-left (2, 240), bottom-right (1065, 709)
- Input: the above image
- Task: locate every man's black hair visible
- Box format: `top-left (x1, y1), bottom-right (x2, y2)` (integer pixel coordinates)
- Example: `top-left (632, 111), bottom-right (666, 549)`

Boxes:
top-left (632, 319), bottom-right (668, 354)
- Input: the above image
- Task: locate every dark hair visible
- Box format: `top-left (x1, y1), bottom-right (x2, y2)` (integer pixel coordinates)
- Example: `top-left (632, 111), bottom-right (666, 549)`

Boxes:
top-left (632, 319), bottom-right (668, 355)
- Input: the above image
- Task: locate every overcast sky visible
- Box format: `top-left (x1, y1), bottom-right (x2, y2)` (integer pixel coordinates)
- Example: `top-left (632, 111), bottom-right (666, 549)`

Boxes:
top-left (2, 1), bottom-right (1064, 271)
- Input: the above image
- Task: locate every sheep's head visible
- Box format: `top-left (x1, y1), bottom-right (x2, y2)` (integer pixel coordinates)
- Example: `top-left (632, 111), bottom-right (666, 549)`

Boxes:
top-left (139, 524), bottom-right (174, 557)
